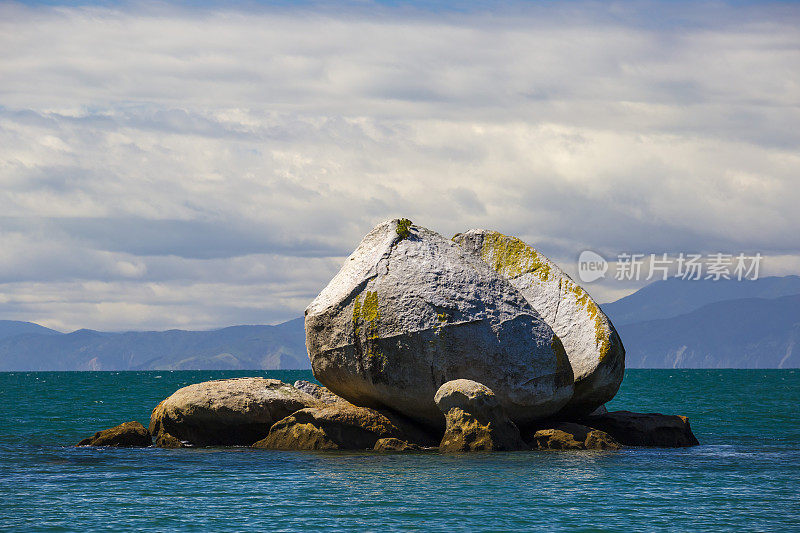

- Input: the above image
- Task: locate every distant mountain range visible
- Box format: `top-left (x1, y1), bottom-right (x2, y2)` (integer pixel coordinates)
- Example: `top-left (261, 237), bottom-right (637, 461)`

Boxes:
top-left (602, 275), bottom-right (800, 325)
top-left (603, 275), bottom-right (800, 369)
top-left (0, 318), bottom-right (308, 371)
top-left (1, 275), bottom-right (798, 370)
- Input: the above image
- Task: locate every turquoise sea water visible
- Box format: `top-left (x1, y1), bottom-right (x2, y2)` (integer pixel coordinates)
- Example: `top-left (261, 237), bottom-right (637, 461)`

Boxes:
top-left (1, 369), bottom-right (799, 532)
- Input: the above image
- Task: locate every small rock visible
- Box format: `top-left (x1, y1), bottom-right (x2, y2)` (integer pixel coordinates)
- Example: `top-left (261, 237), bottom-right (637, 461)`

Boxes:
top-left (373, 438), bottom-right (421, 452)
top-left (253, 403), bottom-right (436, 451)
top-left (149, 378), bottom-right (320, 446)
top-left (435, 379), bottom-right (527, 452)
top-left (155, 432), bottom-right (186, 448)
top-left (529, 422), bottom-right (621, 450)
top-left (77, 421), bottom-right (151, 447)
top-left (580, 410), bottom-right (700, 447)
top-left (293, 380), bottom-right (347, 404)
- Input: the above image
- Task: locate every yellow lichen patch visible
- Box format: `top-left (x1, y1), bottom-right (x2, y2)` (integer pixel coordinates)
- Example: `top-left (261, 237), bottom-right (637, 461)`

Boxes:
top-left (564, 280), bottom-right (611, 362)
top-left (353, 291), bottom-right (379, 332)
top-left (362, 291), bottom-right (379, 323)
top-left (478, 231), bottom-right (553, 282)
top-left (353, 291), bottom-right (385, 369)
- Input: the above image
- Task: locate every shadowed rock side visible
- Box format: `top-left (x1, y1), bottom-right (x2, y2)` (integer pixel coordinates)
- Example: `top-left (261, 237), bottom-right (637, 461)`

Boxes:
top-left (77, 421), bottom-right (151, 447)
top-left (435, 379), bottom-right (527, 452)
top-left (305, 219), bottom-right (573, 429)
top-left (453, 230), bottom-right (625, 416)
top-left (578, 411), bottom-right (699, 447)
top-left (526, 422), bottom-right (621, 450)
top-left (253, 403), bottom-right (438, 450)
top-left (149, 378), bottom-right (321, 447)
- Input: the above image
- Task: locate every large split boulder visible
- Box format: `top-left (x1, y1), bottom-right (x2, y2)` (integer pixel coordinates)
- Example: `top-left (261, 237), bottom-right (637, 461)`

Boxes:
top-left (149, 378), bottom-right (320, 446)
top-left (435, 379), bottom-right (527, 452)
top-left (77, 421), bottom-right (152, 447)
top-left (579, 410), bottom-right (699, 447)
top-left (453, 230), bottom-right (625, 416)
top-left (305, 219), bottom-right (574, 429)
top-left (253, 403), bottom-right (436, 450)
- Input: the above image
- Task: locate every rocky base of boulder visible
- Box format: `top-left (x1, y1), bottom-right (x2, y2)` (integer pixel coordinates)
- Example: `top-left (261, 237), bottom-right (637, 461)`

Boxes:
top-left (373, 438), bottom-right (422, 452)
top-left (80, 378), bottom-right (699, 453)
top-left (149, 378), bottom-right (321, 447)
top-left (77, 421), bottom-right (151, 447)
top-left (435, 380), bottom-right (527, 452)
top-left (253, 404), bottom-right (437, 451)
top-left (155, 432), bottom-right (187, 448)
top-left (527, 422), bottom-right (621, 450)
top-left (576, 410), bottom-right (699, 447)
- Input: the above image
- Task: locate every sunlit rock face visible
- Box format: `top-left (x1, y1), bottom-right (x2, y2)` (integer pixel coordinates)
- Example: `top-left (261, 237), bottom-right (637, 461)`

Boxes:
top-left (305, 219), bottom-right (574, 429)
top-left (454, 230), bottom-right (625, 416)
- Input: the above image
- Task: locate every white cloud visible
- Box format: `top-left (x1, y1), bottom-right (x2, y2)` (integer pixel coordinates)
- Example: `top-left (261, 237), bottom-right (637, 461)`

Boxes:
top-left (0, 1), bottom-right (797, 330)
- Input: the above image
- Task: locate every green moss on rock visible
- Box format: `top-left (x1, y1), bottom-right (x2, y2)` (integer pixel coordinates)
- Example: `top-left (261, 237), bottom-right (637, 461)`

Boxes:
top-left (396, 218), bottom-right (413, 240)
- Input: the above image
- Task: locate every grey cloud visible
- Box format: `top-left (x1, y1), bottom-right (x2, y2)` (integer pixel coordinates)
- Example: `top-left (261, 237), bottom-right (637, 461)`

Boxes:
top-left (0, 216), bottom-right (344, 260)
top-left (0, 1), bottom-right (797, 330)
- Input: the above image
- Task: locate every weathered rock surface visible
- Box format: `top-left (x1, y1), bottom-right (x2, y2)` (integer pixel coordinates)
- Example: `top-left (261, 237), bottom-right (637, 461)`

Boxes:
top-left (580, 411), bottom-right (699, 447)
top-left (435, 379), bottom-right (527, 452)
top-left (528, 422), bottom-right (621, 450)
top-left (253, 403), bottom-right (437, 450)
top-left (149, 378), bottom-right (320, 446)
top-left (293, 380), bottom-right (347, 405)
top-left (77, 421), bottom-right (151, 447)
top-left (453, 230), bottom-right (625, 416)
top-left (373, 437), bottom-right (422, 452)
top-left (306, 219), bottom-right (574, 428)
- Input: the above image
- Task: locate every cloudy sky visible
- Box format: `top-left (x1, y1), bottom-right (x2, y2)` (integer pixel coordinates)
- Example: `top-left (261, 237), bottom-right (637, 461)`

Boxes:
top-left (1, 0), bottom-right (798, 332)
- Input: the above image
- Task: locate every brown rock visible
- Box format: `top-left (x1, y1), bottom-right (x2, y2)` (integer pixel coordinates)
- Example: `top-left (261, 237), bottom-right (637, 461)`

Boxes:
top-left (149, 378), bottom-right (321, 446)
top-left (529, 422), bottom-right (621, 450)
top-left (77, 421), bottom-right (151, 447)
top-left (253, 403), bottom-right (436, 451)
top-left (435, 379), bottom-right (527, 452)
top-left (580, 410), bottom-right (699, 447)
top-left (155, 432), bottom-right (186, 448)
top-left (373, 438), bottom-right (422, 452)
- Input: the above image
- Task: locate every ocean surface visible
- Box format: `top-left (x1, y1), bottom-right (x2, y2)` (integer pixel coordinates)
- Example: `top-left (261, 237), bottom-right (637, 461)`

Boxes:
top-left (1, 369), bottom-right (798, 532)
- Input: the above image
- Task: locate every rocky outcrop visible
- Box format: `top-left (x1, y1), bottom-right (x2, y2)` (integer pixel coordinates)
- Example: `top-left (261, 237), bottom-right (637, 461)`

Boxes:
top-left (306, 219), bottom-right (574, 429)
top-left (293, 380), bottom-right (346, 405)
top-left (454, 230), bottom-right (625, 416)
top-left (580, 411), bottom-right (699, 447)
top-left (149, 378), bottom-right (320, 446)
top-left (528, 422), bottom-right (621, 450)
top-left (77, 421), bottom-right (151, 447)
top-left (373, 438), bottom-right (422, 452)
top-left (435, 379), bottom-right (527, 452)
top-left (253, 403), bottom-right (437, 450)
